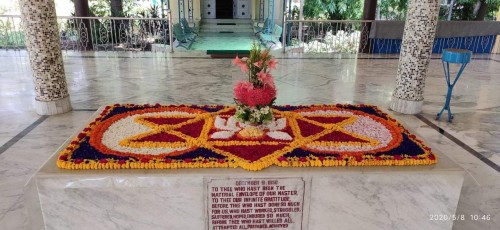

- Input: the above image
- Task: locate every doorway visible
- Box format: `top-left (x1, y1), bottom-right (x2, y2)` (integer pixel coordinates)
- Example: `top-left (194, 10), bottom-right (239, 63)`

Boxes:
top-left (216, 0), bottom-right (233, 19)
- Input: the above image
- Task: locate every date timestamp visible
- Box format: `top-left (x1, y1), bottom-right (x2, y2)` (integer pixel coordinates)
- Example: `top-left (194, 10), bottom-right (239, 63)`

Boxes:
top-left (429, 214), bottom-right (491, 221)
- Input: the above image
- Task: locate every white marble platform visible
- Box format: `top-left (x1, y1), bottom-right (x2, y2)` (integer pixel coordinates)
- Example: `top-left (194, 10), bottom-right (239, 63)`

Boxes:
top-left (25, 111), bottom-right (466, 230)
top-left (3, 52), bottom-right (498, 229)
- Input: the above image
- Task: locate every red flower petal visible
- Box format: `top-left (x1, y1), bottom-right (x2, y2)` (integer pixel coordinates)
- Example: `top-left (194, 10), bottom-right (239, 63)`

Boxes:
top-left (165, 158), bottom-right (172, 163)
top-left (118, 159), bottom-right (127, 165)
top-left (428, 154), bottom-right (436, 160)
top-left (375, 156), bottom-right (382, 160)
top-left (394, 155), bottom-right (403, 160)
top-left (318, 156), bottom-right (325, 161)
top-left (217, 159), bottom-right (226, 164)
top-left (336, 156), bottom-right (343, 161)
top-left (59, 155), bottom-right (68, 161)
top-left (278, 156), bottom-right (287, 162)
top-left (412, 156), bottom-right (419, 160)
top-left (184, 158), bottom-right (193, 163)
top-left (355, 156), bottom-right (363, 162)
top-left (74, 159), bottom-right (83, 164)
top-left (299, 157), bottom-right (307, 162)
top-left (141, 158), bottom-right (150, 163)
top-left (99, 159), bottom-right (108, 163)
top-left (234, 81), bottom-right (276, 107)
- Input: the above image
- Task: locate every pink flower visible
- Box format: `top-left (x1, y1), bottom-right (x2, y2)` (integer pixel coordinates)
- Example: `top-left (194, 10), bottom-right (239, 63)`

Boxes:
top-left (234, 81), bottom-right (276, 107)
top-left (267, 59), bottom-right (277, 70)
top-left (257, 71), bottom-right (275, 87)
top-left (234, 81), bottom-right (254, 103)
top-left (232, 56), bottom-right (249, 73)
top-left (232, 56), bottom-right (241, 65)
top-left (253, 60), bottom-right (263, 68)
top-left (239, 64), bottom-right (249, 73)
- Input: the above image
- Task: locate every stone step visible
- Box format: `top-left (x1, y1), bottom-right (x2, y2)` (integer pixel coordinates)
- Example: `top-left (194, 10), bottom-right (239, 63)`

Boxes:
top-left (200, 18), bottom-right (254, 33)
top-left (200, 19), bottom-right (253, 24)
top-left (199, 28), bottom-right (254, 33)
top-left (201, 24), bottom-right (253, 29)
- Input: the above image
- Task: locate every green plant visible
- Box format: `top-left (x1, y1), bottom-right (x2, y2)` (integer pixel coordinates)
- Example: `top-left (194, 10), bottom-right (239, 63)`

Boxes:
top-left (378, 0), bottom-right (408, 20)
top-left (303, 0), bottom-right (363, 20)
top-left (456, 0), bottom-right (500, 20)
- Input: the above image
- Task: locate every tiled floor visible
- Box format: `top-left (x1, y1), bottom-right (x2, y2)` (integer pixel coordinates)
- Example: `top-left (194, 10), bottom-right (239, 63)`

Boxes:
top-left (0, 50), bottom-right (498, 229)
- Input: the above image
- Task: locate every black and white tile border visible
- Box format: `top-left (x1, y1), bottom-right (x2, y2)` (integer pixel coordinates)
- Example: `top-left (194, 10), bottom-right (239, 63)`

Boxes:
top-left (19, 0), bottom-right (72, 115)
top-left (391, 0), bottom-right (440, 114)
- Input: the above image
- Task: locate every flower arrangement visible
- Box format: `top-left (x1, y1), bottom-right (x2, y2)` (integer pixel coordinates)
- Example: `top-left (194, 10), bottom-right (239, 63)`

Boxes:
top-left (232, 42), bottom-right (277, 124)
top-left (56, 104), bottom-right (437, 171)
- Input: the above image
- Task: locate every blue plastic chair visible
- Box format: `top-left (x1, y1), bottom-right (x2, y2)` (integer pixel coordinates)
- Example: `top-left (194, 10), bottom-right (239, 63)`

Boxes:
top-left (436, 48), bottom-right (472, 122)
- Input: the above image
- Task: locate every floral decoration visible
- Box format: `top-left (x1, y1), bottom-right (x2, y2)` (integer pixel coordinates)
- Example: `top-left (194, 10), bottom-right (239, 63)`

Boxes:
top-left (232, 42), bottom-right (277, 125)
top-left (57, 104), bottom-right (437, 171)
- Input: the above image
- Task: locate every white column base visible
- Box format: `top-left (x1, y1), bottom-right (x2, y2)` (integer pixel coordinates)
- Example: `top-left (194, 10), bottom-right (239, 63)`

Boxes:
top-left (35, 96), bottom-right (72, 115)
top-left (390, 96), bottom-right (423, 115)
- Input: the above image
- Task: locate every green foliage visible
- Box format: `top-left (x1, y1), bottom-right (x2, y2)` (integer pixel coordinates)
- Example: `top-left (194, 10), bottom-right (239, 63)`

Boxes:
top-left (245, 42), bottom-right (273, 86)
top-left (0, 17), bottom-right (25, 48)
top-left (234, 103), bottom-right (274, 125)
top-left (0, 31), bottom-right (25, 48)
top-left (455, 0), bottom-right (500, 20)
top-left (89, 0), bottom-right (110, 17)
top-left (88, 0), bottom-right (138, 17)
top-left (378, 0), bottom-right (407, 20)
top-left (440, 2), bottom-right (475, 20)
top-left (438, 0), bottom-right (500, 20)
top-left (303, 0), bottom-right (363, 20)
top-left (457, 0), bottom-right (500, 4)
top-left (138, 5), bottom-right (160, 18)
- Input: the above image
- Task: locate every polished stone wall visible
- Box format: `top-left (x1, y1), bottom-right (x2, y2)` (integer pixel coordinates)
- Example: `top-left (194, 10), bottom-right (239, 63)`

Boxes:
top-left (391, 0), bottom-right (440, 114)
top-left (19, 0), bottom-right (72, 115)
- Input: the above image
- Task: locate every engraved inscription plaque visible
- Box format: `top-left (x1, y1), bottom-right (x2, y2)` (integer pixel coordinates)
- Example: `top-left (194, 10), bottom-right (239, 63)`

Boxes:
top-left (207, 178), bottom-right (305, 230)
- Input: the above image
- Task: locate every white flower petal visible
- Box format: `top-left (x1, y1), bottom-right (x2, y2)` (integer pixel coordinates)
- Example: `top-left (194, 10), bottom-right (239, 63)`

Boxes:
top-left (210, 131), bottom-right (235, 139)
top-left (274, 118), bottom-right (287, 130)
top-left (266, 131), bottom-right (293, 141)
top-left (214, 116), bottom-right (240, 131)
top-left (214, 116), bottom-right (227, 129)
top-left (227, 117), bottom-right (238, 129)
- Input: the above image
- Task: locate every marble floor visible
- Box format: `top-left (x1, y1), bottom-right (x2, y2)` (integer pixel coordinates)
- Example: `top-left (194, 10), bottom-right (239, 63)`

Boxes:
top-left (189, 32), bottom-right (256, 51)
top-left (0, 50), bottom-right (499, 229)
